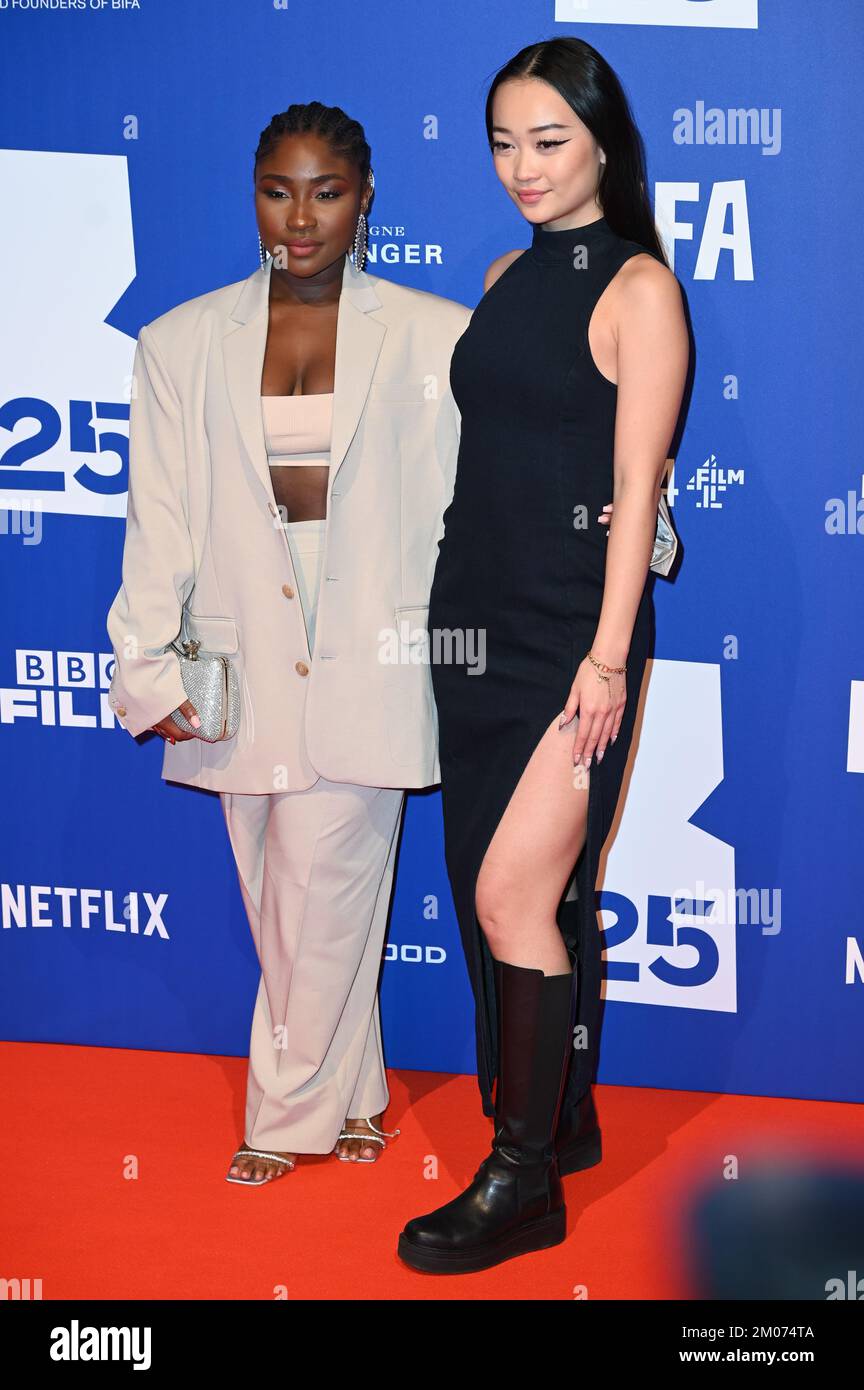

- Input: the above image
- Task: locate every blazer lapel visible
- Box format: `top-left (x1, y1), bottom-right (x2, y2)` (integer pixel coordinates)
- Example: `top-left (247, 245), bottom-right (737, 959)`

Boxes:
top-left (222, 253), bottom-right (386, 503)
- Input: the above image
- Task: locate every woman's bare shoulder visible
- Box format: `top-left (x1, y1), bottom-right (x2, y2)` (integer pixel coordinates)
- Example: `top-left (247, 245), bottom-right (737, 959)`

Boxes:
top-left (615, 250), bottom-right (681, 306)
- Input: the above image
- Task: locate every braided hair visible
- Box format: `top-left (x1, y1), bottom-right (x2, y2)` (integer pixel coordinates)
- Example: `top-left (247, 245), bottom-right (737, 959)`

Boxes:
top-left (254, 101), bottom-right (372, 191)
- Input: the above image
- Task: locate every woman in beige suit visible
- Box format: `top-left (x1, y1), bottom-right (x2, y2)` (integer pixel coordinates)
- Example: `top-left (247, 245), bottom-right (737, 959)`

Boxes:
top-left (106, 102), bottom-right (471, 1183)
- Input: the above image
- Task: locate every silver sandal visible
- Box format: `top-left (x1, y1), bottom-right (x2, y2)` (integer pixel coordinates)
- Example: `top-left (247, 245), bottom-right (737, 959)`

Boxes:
top-left (334, 1117), bottom-right (401, 1162)
top-left (226, 1146), bottom-right (296, 1185)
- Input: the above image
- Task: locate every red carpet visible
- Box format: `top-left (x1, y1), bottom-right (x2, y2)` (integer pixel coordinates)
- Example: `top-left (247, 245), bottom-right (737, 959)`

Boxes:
top-left (2, 1041), bottom-right (859, 1300)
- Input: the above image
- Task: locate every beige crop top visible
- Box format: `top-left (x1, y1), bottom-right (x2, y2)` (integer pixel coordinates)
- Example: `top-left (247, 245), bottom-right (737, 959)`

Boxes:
top-left (261, 393), bottom-right (333, 465)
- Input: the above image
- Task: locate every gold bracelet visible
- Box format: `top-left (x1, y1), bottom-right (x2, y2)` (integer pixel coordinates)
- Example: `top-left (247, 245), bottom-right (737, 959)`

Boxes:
top-left (587, 649), bottom-right (627, 683)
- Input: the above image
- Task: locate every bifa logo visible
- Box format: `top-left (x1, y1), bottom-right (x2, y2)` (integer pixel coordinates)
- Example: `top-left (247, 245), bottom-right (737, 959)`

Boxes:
top-left (600, 659), bottom-right (738, 1013)
top-left (0, 149), bottom-right (136, 520)
top-left (554, 0), bottom-right (758, 28)
top-left (848, 683), bottom-right (864, 775)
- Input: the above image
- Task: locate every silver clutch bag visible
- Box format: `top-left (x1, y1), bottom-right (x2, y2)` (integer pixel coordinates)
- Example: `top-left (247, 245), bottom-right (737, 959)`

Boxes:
top-left (166, 608), bottom-right (240, 742)
top-left (650, 492), bottom-right (677, 577)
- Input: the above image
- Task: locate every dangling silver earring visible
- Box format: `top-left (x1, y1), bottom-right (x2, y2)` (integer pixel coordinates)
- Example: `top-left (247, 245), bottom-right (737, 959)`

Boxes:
top-left (258, 233), bottom-right (268, 268)
top-left (351, 169), bottom-right (375, 271)
top-left (351, 211), bottom-right (368, 271)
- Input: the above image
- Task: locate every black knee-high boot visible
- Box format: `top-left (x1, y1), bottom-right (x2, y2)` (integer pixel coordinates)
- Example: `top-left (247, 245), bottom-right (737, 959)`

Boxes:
top-left (397, 956), bottom-right (576, 1274)
top-left (554, 894), bottom-right (603, 1177)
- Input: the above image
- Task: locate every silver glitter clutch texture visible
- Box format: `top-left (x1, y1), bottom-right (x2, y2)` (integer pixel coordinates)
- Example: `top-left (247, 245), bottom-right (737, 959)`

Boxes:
top-left (650, 492), bottom-right (677, 577)
top-left (166, 609), bottom-right (240, 742)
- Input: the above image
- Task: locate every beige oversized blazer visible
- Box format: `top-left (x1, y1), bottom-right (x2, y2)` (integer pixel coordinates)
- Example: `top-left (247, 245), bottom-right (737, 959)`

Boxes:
top-left (106, 254), bottom-right (472, 793)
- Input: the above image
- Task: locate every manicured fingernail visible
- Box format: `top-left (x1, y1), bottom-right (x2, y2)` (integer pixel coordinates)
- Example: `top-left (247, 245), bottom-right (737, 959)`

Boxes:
top-left (191, 714), bottom-right (201, 728)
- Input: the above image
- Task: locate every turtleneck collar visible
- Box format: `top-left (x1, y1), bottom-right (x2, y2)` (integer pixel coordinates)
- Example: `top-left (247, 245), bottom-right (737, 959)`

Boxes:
top-left (529, 215), bottom-right (611, 264)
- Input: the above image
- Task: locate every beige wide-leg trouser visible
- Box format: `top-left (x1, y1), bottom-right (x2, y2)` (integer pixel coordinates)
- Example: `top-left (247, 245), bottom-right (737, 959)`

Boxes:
top-left (219, 519), bottom-right (406, 1153)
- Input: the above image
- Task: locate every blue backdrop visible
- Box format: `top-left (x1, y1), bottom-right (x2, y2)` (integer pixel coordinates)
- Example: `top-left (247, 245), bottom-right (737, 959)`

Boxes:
top-left (1, 0), bottom-right (861, 1104)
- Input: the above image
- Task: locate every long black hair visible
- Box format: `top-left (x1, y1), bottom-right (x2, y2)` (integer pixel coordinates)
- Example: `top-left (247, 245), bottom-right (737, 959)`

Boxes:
top-left (485, 37), bottom-right (667, 266)
top-left (254, 100), bottom-right (372, 197)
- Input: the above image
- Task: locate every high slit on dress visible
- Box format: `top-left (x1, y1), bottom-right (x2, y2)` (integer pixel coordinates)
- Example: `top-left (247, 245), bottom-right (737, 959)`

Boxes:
top-left (428, 215), bottom-right (657, 1119)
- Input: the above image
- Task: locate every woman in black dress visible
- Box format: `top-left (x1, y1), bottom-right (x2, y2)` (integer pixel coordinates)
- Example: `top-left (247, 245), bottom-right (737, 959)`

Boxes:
top-left (398, 38), bottom-right (689, 1273)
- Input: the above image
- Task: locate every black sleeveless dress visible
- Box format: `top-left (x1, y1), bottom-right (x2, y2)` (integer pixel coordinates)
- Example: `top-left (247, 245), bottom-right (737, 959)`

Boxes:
top-left (429, 214), bottom-right (657, 1120)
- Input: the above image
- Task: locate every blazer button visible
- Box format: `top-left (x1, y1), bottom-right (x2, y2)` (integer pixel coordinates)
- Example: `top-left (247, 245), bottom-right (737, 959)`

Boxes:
top-left (294, 661), bottom-right (309, 677)
top-left (116, 704), bottom-right (127, 717)
top-left (282, 584), bottom-right (294, 598)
